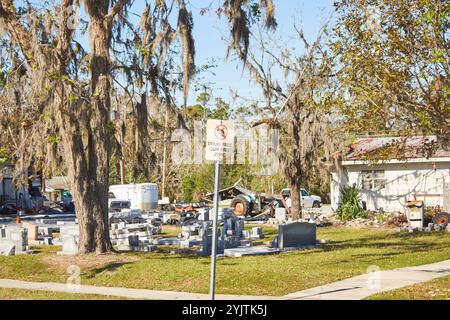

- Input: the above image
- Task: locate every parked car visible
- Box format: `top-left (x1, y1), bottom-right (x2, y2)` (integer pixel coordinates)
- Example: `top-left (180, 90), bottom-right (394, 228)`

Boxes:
top-left (281, 188), bottom-right (322, 208)
top-left (108, 191), bottom-right (131, 212)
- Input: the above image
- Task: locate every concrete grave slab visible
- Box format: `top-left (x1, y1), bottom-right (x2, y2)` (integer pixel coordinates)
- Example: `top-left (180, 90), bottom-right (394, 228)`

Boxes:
top-left (153, 237), bottom-right (182, 245)
top-left (224, 247), bottom-right (280, 257)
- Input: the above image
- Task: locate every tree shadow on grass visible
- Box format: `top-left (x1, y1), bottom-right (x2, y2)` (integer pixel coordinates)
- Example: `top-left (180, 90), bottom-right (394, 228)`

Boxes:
top-left (327, 230), bottom-right (449, 249)
top-left (84, 262), bottom-right (135, 278)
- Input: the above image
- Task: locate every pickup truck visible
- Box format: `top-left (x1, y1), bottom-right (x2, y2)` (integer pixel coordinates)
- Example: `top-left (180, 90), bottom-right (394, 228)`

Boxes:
top-left (281, 188), bottom-right (322, 208)
top-left (108, 191), bottom-right (131, 212)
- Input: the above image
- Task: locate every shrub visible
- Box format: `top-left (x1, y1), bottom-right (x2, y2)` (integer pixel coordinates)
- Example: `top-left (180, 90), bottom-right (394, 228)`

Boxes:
top-left (336, 184), bottom-right (368, 221)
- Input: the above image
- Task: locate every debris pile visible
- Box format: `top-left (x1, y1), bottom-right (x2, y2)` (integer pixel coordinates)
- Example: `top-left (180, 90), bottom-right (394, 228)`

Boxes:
top-left (110, 222), bottom-right (160, 252)
top-left (400, 222), bottom-right (449, 233)
top-left (329, 212), bottom-right (410, 229)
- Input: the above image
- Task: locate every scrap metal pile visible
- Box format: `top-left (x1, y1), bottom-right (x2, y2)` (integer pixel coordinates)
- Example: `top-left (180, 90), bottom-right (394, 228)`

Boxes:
top-left (203, 180), bottom-right (282, 218)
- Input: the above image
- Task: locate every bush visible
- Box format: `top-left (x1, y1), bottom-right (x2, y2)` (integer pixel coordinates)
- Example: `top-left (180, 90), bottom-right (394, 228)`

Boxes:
top-left (336, 184), bottom-right (368, 221)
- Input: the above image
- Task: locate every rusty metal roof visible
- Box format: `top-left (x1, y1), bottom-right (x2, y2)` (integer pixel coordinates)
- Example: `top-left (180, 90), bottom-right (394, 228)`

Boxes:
top-left (345, 136), bottom-right (450, 161)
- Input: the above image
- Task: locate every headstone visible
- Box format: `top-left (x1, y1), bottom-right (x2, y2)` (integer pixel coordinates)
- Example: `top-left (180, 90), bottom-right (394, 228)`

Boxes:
top-left (38, 226), bottom-right (53, 237)
top-left (179, 239), bottom-right (202, 248)
top-left (22, 222), bottom-right (38, 241)
top-left (198, 208), bottom-right (210, 221)
top-left (250, 227), bottom-right (264, 239)
top-left (0, 241), bottom-right (15, 256)
top-left (199, 221), bottom-right (214, 255)
top-left (217, 208), bottom-right (230, 221)
top-left (5, 227), bottom-right (28, 253)
top-left (0, 227), bottom-right (6, 239)
top-left (59, 225), bottom-right (79, 255)
top-left (235, 220), bottom-right (244, 238)
top-left (128, 235), bottom-right (139, 246)
top-left (61, 235), bottom-right (78, 255)
top-left (273, 222), bottom-right (316, 249)
top-left (275, 208), bottom-right (287, 224)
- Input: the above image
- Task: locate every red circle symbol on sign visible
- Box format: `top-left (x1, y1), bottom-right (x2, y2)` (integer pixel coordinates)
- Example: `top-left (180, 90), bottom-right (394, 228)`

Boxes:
top-left (214, 124), bottom-right (228, 140)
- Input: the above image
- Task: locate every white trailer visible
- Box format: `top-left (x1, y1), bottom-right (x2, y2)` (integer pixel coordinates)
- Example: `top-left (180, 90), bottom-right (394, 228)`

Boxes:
top-left (109, 183), bottom-right (158, 211)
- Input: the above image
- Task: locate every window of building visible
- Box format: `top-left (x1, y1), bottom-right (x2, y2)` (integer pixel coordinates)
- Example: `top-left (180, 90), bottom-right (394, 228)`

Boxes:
top-left (361, 170), bottom-right (386, 190)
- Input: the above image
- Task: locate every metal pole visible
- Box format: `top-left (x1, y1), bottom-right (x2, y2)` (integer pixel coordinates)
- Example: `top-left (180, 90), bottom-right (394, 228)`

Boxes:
top-left (161, 107), bottom-right (169, 198)
top-left (209, 160), bottom-right (221, 300)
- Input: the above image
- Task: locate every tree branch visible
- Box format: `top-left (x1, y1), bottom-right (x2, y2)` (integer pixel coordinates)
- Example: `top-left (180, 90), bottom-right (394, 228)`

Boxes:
top-left (0, 0), bottom-right (35, 65)
top-left (106, 0), bottom-right (131, 23)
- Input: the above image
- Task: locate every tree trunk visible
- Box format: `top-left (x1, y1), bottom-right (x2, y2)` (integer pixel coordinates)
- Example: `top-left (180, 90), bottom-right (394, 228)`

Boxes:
top-left (290, 182), bottom-right (302, 220)
top-left (53, 80), bottom-right (112, 253)
top-left (286, 95), bottom-right (303, 220)
top-left (0, 0), bottom-right (126, 254)
top-left (54, 1), bottom-right (116, 254)
top-left (82, 6), bottom-right (114, 253)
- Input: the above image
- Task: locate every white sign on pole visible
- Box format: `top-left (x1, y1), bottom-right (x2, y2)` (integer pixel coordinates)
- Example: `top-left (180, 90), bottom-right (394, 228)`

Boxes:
top-left (205, 119), bottom-right (235, 161)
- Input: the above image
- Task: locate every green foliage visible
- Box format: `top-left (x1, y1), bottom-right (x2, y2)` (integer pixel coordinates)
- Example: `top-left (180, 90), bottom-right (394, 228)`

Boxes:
top-left (196, 92), bottom-right (211, 106)
top-left (47, 135), bottom-right (61, 144)
top-left (337, 184), bottom-right (368, 221)
top-left (186, 95), bottom-right (230, 122)
top-left (333, 0), bottom-right (450, 138)
top-left (186, 104), bottom-right (206, 120)
top-left (181, 165), bottom-right (215, 202)
top-left (180, 163), bottom-right (287, 203)
top-left (304, 171), bottom-right (331, 204)
top-left (0, 146), bottom-right (8, 163)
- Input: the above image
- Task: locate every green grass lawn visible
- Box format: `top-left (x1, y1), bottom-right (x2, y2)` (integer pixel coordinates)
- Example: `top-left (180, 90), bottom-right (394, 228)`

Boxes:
top-left (0, 226), bottom-right (449, 296)
top-left (0, 288), bottom-right (130, 300)
top-left (367, 275), bottom-right (450, 300)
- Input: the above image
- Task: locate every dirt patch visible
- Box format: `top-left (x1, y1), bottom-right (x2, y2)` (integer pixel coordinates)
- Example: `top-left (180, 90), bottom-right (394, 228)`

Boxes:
top-left (42, 252), bottom-right (140, 273)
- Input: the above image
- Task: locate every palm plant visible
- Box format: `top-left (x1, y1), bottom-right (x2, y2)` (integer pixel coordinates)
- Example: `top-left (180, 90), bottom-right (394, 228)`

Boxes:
top-left (337, 184), bottom-right (367, 221)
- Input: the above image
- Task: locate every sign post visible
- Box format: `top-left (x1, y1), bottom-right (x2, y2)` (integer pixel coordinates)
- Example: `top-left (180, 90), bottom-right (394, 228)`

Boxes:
top-left (205, 119), bottom-right (234, 300)
top-left (209, 160), bottom-right (220, 300)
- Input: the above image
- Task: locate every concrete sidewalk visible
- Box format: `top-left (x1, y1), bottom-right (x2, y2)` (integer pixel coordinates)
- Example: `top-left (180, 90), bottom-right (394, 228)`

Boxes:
top-left (0, 259), bottom-right (449, 300)
top-left (0, 279), bottom-right (279, 300)
top-left (284, 259), bottom-right (450, 300)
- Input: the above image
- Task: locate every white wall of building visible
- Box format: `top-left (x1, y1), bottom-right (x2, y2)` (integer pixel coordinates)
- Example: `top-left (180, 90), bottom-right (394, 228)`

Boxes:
top-left (331, 160), bottom-right (450, 212)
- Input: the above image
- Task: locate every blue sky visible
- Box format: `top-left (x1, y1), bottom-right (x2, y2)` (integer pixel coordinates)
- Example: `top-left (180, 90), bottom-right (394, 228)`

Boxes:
top-left (112, 0), bottom-right (335, 107)
top-left (49, 0), bottom-right (335, 107)
top-left (185, 0), bottom-right (335, 107)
